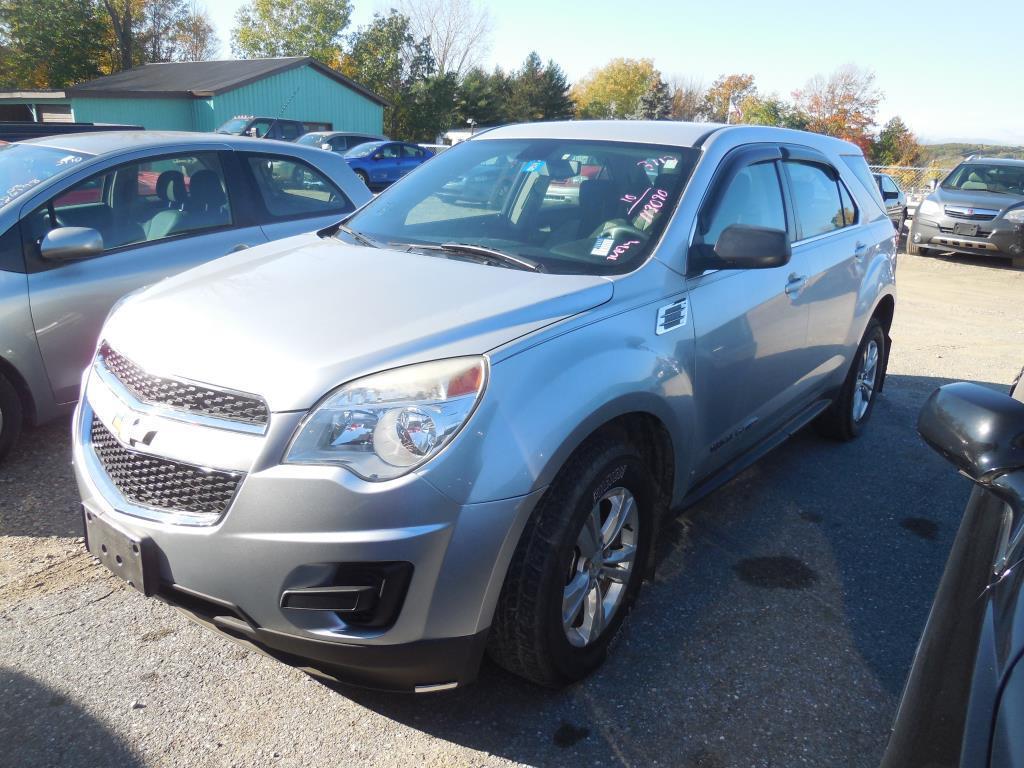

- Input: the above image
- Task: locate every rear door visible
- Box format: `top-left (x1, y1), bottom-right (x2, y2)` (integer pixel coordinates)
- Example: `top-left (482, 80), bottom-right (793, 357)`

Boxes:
top-left (686, 145), bottom-right (813, 475)
top-left (22, 150), bottom-right (267, 404)
top-left (239, 151), bottom-right (357, 241)
top-left (781, 150), bottom-right (870, 392)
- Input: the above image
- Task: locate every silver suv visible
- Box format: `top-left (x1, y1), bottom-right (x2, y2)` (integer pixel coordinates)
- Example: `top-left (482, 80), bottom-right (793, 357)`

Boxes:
top-left (909, 157), bottom-right (1024, 266)
top-left (74, 121), bottom-right (897, 692)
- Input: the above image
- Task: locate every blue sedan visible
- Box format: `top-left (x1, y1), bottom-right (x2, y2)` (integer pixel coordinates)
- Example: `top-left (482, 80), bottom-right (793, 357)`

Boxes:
top-left (344, 141), bottom-right (434, 189)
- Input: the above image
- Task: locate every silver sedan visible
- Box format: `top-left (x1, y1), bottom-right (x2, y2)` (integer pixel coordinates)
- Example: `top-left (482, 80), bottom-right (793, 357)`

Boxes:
top-left (0, 131), bottom-right (372, 461)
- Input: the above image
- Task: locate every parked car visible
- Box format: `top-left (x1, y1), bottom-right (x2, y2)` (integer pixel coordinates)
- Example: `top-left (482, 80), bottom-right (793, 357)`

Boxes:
top-left (874, 172), bottom-right (907, 233)
top-left (215, 116), bottom-right (330, 143)
top-left (908, 157), bottom-right (1024, 266)
top-left (296, 131), bottom-right (388, 154)
top-left (0, 131), bottom-right (372, 461)
top-left (344, 140), bottom-right (434, 189)
top-left (882, 370), bottom-right (1024, 768)
top-left (74, 121), bottom-right (897, 692)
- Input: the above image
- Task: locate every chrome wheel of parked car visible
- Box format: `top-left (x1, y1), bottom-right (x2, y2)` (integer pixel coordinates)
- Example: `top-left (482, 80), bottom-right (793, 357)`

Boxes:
top-left (563, 487), bottom-right (639, 648)
top-left (852, 339), bottom-right (880, 423)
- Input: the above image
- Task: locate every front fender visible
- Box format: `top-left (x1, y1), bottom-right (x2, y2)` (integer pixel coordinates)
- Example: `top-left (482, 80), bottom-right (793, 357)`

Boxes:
top-left (421, 298), bottom-right (697, 508)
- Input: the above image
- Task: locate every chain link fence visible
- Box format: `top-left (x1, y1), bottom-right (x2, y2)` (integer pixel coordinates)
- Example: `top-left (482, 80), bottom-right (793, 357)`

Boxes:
top-left (868, 165), bottom-right (950, 195)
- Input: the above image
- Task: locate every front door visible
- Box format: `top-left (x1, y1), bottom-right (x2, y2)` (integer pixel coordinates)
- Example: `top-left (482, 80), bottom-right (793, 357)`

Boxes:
top-left (24, 151), bottom-right (266, 404)
top-left (686, 152), bottom-right (813, 476)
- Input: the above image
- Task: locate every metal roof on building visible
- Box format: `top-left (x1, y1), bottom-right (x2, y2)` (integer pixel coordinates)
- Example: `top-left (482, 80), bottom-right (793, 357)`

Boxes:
top-left (68, 57), bottom-right (387, 106)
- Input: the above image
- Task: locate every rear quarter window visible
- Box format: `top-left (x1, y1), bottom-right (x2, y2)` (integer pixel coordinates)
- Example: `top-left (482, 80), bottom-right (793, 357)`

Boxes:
top-left (841, 154), bottom-right (887, 216)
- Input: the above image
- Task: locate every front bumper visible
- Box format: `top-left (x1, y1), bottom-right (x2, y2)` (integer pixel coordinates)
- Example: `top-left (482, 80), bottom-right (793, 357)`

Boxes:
top-left (912, 215), bottom-right (1024, 258)
top-left (72, 376), bottom-right (543, 692)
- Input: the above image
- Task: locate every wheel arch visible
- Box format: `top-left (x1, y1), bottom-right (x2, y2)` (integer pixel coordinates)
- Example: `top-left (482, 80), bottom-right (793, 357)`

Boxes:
top-left (868, 292), bottom-right (896, 392)
top-left (0, 354), bottom-right (37, 427)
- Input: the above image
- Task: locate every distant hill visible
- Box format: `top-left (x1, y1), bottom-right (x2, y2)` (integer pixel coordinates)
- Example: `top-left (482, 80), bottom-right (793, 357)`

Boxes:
top-left (920, 143), bottom-right (1024, 168)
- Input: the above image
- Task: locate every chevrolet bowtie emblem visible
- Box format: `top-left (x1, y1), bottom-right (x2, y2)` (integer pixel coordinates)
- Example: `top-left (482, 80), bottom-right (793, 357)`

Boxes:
top-left (110, 412), bottom-right (156, 448)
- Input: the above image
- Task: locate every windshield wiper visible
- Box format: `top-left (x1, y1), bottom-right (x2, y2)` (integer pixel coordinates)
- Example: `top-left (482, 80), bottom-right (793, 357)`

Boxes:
top-left (336, 223), bottom-right (379, 248)
top-left (438, 242), bottom-right (544, 272)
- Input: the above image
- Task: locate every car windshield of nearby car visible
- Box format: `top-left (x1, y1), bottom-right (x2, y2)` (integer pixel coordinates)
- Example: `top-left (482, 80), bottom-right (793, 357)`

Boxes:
top-left (344, 138), bottom-right (700, 275)
top-left (345, 141), bottom-right (386, 159)
top-left (215, 118), bottom-right (250, 134)
top-left (942, 163), bottom-right (1024, 195)
top-left (0, 143), bottom-right (95, 208)
top-left (296, 132), bottom-right (328, 146)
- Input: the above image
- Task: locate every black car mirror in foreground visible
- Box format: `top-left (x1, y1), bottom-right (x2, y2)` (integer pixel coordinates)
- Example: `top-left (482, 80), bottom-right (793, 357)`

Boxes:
top-left (918, 382), bottom-right (1024, 515)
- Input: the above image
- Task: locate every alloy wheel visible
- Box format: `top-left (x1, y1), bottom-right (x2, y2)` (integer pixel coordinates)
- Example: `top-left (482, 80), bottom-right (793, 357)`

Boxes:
top-left (852, 339), bottom-right (880, 422)
top-left (562, 487), bottom-right (639, 647)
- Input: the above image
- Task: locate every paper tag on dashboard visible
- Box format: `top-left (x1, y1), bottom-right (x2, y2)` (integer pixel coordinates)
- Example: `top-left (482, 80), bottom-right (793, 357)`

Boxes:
top-left (591, 237), bottom-right (614, 257)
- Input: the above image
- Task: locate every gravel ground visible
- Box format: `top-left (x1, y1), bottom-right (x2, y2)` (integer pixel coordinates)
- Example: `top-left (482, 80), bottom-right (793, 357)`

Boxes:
top-left (2, 249), bottom-right (1023, 768)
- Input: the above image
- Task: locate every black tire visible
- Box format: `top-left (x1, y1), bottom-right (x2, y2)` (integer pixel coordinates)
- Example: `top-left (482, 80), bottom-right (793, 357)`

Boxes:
top-left (354, 169), bottom-right (370, 188)
top-left (487, 434), bottom-right (655, 687)
top-left (906, 223), bottom-right (921, 255)
top-left (816, 318), bottom-right (887, 441)
top-left (0, 372), bottom-right (24, 463)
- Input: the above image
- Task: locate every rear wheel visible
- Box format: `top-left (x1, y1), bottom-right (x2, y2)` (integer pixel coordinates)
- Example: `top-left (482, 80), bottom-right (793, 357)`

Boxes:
top-left (816, 318), bottom-right (886, 441)
top-left (488, 435), bottom-right (655, 687)
top-left (0, 372), bottom-right (24, 463)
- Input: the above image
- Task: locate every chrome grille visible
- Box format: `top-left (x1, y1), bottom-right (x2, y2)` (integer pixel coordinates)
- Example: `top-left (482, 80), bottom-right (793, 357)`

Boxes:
top-left (944, 205), bottom-right (998, 221)
top-left (90, 416), bottom-right (242, 518)
top-left (100, 343), bottom-right (269, 426)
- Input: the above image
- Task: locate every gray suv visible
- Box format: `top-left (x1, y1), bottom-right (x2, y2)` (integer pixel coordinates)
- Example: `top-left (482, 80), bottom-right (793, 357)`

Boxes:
top-left (73, 121), bottom-right (897, 692)
top-left (908, 157), bottom-right (1024, 266)
top-left (0, 131), bottom-right (372, 461)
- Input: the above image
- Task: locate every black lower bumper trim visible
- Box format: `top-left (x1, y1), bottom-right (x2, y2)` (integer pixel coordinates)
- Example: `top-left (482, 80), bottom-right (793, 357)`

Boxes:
top-left (157, 583), bottom-right (488, 692)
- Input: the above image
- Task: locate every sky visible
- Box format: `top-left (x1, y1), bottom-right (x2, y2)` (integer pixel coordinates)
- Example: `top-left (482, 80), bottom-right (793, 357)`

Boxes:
top-left (206, 0), bottom-right (1024, 145)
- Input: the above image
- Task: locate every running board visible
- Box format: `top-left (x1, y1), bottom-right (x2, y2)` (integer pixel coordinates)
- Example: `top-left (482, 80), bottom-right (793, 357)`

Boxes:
top-left (678, 398), bottom-right (833, 511)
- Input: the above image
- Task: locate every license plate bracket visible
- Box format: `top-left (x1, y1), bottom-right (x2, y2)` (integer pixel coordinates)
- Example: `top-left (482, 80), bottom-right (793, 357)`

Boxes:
top-left (82, 506), bottom-right (158, 595)
top-left (953, 222), bottom-right (979, 236)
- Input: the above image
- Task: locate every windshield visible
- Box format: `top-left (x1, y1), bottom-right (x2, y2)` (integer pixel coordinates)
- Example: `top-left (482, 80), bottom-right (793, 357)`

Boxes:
top-left (942, 163), bottom-right (1024, 196)
top-left (345, 138), bottom-right (700, 275)
top-left (297, 133), bottom-right (327, 146)
top-left (216, 118), bottom-right (250, 135)
top-left (345, 141), bottom-right (385, 159)
top-left (0, 143), bottom-right (94, 208)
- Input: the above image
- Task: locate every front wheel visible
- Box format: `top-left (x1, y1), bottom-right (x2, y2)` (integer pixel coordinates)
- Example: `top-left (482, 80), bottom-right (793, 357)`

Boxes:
top-left (816, 318), bottom-right (887, 441)
top-left (0, 372), bottom-right (24, 463)
top-left (354, 169), bottom-right (370, 188)
top-left (488, 435), bottom-right (655, 687)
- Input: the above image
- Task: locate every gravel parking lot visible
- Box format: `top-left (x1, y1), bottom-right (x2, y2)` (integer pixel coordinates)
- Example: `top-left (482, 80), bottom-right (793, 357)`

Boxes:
top-left (2, 249), bottom-right (1023, 768)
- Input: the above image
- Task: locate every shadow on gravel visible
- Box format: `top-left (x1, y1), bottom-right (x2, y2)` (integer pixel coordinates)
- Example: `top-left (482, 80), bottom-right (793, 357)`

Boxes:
top-left (0, 418), bottom-right (82, 538)
top-left (923, 251), bottom-right (1024, 272)
top-left (332, 373), bottom-right (1003, 768)
top-left (0, 669), bottom-right (144, 767)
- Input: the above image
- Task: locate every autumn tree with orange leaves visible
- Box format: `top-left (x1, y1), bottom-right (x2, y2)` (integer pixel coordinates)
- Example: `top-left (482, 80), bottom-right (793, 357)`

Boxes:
top-left (792, 64), bottom-right (881, 152)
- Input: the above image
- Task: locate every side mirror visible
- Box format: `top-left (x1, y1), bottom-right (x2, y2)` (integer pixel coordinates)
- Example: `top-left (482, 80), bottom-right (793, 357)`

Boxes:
top-left (882, 190), bottom-right (899, 201)
top-left (918, 382), bottom-right (1024, 513)
top-left (39, 227), bottom-right (103, 262)
top-left (692, 224), bottom-right (791, 272)
top-left (320, 143), bottom-right (333, 151)
top-left (372, 154), bottom-right (383, 161)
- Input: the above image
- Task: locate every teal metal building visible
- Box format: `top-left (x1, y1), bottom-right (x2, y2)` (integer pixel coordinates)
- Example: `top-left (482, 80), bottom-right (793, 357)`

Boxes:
top-left (66, 58), bottom-right (385, 135)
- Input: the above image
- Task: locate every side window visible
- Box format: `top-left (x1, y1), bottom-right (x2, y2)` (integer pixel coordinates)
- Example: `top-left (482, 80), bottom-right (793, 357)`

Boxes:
top-left (378, 144), bottom-right (400, 159)
top-left (703, 161), bottom-right (786, 247)
top-left (280, 122), bottom-right (301, 141)
top-left (402, 145), bottom-right (422, 159)
top-left (245, 155), bottom-right (355, 219)
top-left (330, 137), bottom-right (349, 151)
top-left (785, 161), bottom-right (846, 238)
top-left (249, 120), bottom-right (272, 138)
top-left (30, 152), bottom-right (232, 254)
top-left (839, 183), bottom-right (857, 226)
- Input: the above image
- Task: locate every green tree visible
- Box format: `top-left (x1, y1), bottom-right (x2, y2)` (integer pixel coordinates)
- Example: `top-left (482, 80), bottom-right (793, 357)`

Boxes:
top-left (139, 0), bottom-right (187, 62)
top-left (0, 0), bottom-right (107, 88)
top-left (632, 74), bottom-right (671, 120)
top-left (871, 116), bottom-right (921, 166)
top-left (571, 58), bottom-right (657, 119)
top-left (175, 1), bottom-right (219, 61)
top-left (670, 76), bottom-right (704, 121)
top-left (456, 66), bottom-right (511, 126)
top-left (699, 73), bottom-right (757, 122)
top-left (341, 10), bottom-right (435, 138)
top-left (507, 52), bottom-right (574, 122)
top-left (102, 0), bottom-right (141, 71)
top-left (231, 0), bottom-right (351, 63)
top-left (404, 72), bottom-right (460, 141)
top-left (739, 94), bottom-right (809, 129)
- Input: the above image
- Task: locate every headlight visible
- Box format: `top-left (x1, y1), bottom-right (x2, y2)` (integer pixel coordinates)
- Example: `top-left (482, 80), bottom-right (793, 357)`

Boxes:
top-left (917, 199), bottom-right (942, 217)
top-left (284, 357), bottom-right (487, 480)
top-left (1003, 207), bottom-right (1024, 223)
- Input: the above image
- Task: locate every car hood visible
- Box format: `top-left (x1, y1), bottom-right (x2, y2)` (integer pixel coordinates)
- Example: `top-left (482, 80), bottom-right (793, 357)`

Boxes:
top-left (931, 186), bottom-right (1024, 211)
top-left (103, 232), bottom-right (614, 411)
